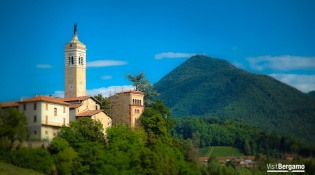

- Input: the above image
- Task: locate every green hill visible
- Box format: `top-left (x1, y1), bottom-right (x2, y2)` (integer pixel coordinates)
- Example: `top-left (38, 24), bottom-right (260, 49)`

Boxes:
top-left (309, 91), bottom-right (315, 99)
top-left (154, 55), bottom-right (315, 143)
top-left (0, 161), bottom-right (44, 175)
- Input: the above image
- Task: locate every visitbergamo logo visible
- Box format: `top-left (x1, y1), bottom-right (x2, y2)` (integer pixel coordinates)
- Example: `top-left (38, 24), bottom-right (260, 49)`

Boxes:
top-left (266, 163), bottom-right (305, 173)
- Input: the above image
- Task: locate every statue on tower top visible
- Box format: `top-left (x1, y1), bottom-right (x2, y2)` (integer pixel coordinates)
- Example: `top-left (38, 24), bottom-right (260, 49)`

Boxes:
top-left (74, 24), bottom-right (77, 35)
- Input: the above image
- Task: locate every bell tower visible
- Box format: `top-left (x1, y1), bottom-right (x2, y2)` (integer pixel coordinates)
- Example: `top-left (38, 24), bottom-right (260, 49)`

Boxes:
top-left (64, 24), bottom-right (86, 98)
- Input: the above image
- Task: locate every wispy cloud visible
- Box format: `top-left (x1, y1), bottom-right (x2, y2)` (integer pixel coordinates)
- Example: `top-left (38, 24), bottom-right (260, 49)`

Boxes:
top-left (87, 60), bottom-right (127, 67)
top-left (36, 64), bottom-right (53, 69)
top-left (247, 55), bottom-right (315, 71)
top-left (53, 90), bottom-right (64, 98)
top-left (154, 52), bottom-right (198, 59)
top-left (53, 85), bottom-right (135, 98)
top-left (101, 75), bottom-right (112, 80)
top-left (269, 74), bottom-right (315, 92)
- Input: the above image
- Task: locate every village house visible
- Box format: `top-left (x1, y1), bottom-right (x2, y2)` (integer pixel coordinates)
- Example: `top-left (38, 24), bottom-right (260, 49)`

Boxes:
top-left (0, 25), bottom-right (143, 141)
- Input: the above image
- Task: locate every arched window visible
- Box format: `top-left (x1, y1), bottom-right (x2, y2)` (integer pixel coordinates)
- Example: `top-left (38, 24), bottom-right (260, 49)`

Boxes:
top-left (78, 57), bottom-right (81, 65)
top-left (71, 56), bottom-right (74, 64)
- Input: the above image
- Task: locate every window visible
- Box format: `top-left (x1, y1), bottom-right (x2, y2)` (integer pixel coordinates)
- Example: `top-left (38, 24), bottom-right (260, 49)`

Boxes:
top-left (45, 116), bottom-right (48, 124)
top-left (34, 115), bottom-right (37, 122)
top-left (54, 108), bottom-right (57, 116)
top-left (34, 103), bottom-right (37, 110)
top-left (68, 57), bottom-right (70, 65)
top-left (63, 118), bottom-right (66, 125)
top-left (45, 131), bottom-right (48, 135)
top-left (46, 103), bottom-right (48, 110)
top-left (63, 106), bottom-right (66, 113)
top-left (34, 131), bottom-right (37, 135)
top-left (23, 104), bottom-right (26, 110)
top-left (53, 133), bottom-right (56, 137)
top-left (71, 56), bottom-right (74, 64)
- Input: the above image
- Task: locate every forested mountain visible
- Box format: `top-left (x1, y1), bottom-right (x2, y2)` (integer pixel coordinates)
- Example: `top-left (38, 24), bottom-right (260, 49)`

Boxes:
top-left (154, 55), bottom-right (315, 144)
top-left (309, 90), bottom-right (315, 99)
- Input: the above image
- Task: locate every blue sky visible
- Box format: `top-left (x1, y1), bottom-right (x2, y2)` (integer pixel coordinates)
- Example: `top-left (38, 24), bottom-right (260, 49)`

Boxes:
top-left (1, 0), bottom-right (315, 102)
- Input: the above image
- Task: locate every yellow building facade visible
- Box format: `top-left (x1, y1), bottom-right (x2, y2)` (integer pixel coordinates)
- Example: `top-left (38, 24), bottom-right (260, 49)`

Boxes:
top-left (109, 90), bottom-right (144, 127)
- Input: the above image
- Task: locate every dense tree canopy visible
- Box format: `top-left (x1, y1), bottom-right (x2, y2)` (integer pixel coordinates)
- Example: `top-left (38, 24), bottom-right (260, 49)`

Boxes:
top-left (154, 55), bottom-right (315, 144)
top-left (0, 108), bottom-right (27, 143)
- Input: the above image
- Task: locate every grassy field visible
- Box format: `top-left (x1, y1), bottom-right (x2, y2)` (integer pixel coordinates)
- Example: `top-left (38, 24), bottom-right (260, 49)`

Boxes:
top-left (0, 161), bottom-right (44, 175)
top-left (199, 146), bottom-right (244, 157)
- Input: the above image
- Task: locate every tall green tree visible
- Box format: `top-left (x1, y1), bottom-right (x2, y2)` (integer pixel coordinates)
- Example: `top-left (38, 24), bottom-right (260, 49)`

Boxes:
top-left (126, 72), bottom-right (158, 106)
top-left (58, 117), bottom-right (106, 148)
top-left (0, 108), bottom-right (27, 144)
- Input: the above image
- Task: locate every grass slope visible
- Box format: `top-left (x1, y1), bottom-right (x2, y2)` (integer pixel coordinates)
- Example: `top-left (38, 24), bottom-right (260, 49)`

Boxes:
top-left (154, 55), bottom-right (315, 143)
top-left (0, 161), bottom-right (44, 175)
top-left (210, 146), bottom-right (244, 157)
top-left (199, 146), bottom-right (244, 157)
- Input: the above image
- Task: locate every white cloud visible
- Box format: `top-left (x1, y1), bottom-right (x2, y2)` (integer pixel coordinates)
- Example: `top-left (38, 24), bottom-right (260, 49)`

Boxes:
top-left (101, 75), bottom-right (112, 80)
top-left (86, 60), bottom-right (127, 67)
top-left (52, 85), bottom-right (135, 98)
top-left (154, 52), bottom-right (198, 59)
top-left (247, 55), bottom-right (315, 71)
top-left (231, 60), bottom-right (244, 69)
top-left (53, 90), bottom-right (64, 98)
top-left (269, 74), bottom-right (315, 92)
top-left (36, 64), bottom-right (53, 69)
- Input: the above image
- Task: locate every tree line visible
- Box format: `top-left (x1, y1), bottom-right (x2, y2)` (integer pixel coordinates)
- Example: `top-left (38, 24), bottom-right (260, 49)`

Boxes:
top-left (172, 116), bottom-right (315, 158)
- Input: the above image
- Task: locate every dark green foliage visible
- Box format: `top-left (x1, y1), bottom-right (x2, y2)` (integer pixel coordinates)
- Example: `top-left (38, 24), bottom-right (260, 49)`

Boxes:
top-left (308, 90), bottom-right (315, 99)
top-left (9, 148), bottom-right (53, 174)
top-left (173, 116), bottom-right (315, 157)
top-left (154, 55), bottom-right (315, 143)
top-left (58, 117), bottom-right (106, 148)
top-left (0, 108), bottom-right (27, 143)
top-left (93, 93), bottom-right (110, 114)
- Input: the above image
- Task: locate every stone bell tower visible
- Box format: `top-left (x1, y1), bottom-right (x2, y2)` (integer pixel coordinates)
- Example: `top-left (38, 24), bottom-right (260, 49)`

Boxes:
top-left (64, 24), bottom-right (86, 98)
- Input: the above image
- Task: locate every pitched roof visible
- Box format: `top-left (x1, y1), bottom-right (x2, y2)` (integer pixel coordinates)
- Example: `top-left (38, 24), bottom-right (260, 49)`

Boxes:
top-left (20, 96), bottom-right (69, 105)
top-left (62, 96), bottom-right (90, 102)
top-left (76, 110), bottom-right (103, 117)
top-left (69, 103), bottom-right (82, 109)
top-left (0, 101), bottom-right (19, 108)
top-left (115, 90), bottom-right (144, 95)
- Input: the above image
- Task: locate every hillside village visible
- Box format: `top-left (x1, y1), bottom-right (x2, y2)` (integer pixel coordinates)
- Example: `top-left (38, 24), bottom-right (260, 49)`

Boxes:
top-left (0, 25), bottom-right (144, 141)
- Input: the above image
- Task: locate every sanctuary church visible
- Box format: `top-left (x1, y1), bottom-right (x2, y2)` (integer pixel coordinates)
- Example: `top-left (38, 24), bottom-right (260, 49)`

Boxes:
top-left (0, 25), bottom-right (144, 141)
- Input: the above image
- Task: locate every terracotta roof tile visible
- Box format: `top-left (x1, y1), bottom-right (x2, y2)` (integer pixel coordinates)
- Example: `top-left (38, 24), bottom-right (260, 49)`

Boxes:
top-left (76, 110), bottom-right (103, 117)
top-left (69, 103), bottom-right (82, 109)
top-left (21, 96), bottom-right (69, 105)
top-left (0, 101), bottom-right (19, 108)
top-left (115, 90), bottom-right (144, 95)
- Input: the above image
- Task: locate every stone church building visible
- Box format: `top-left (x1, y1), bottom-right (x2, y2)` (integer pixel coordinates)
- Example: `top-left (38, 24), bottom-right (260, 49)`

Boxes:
top-left (0, 25), bottom-right (144, 141)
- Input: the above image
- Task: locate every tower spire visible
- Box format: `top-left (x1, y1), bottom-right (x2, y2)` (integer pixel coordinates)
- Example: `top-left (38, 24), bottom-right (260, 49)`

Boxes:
top-left (74, 23), bottom-right (77, 35)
